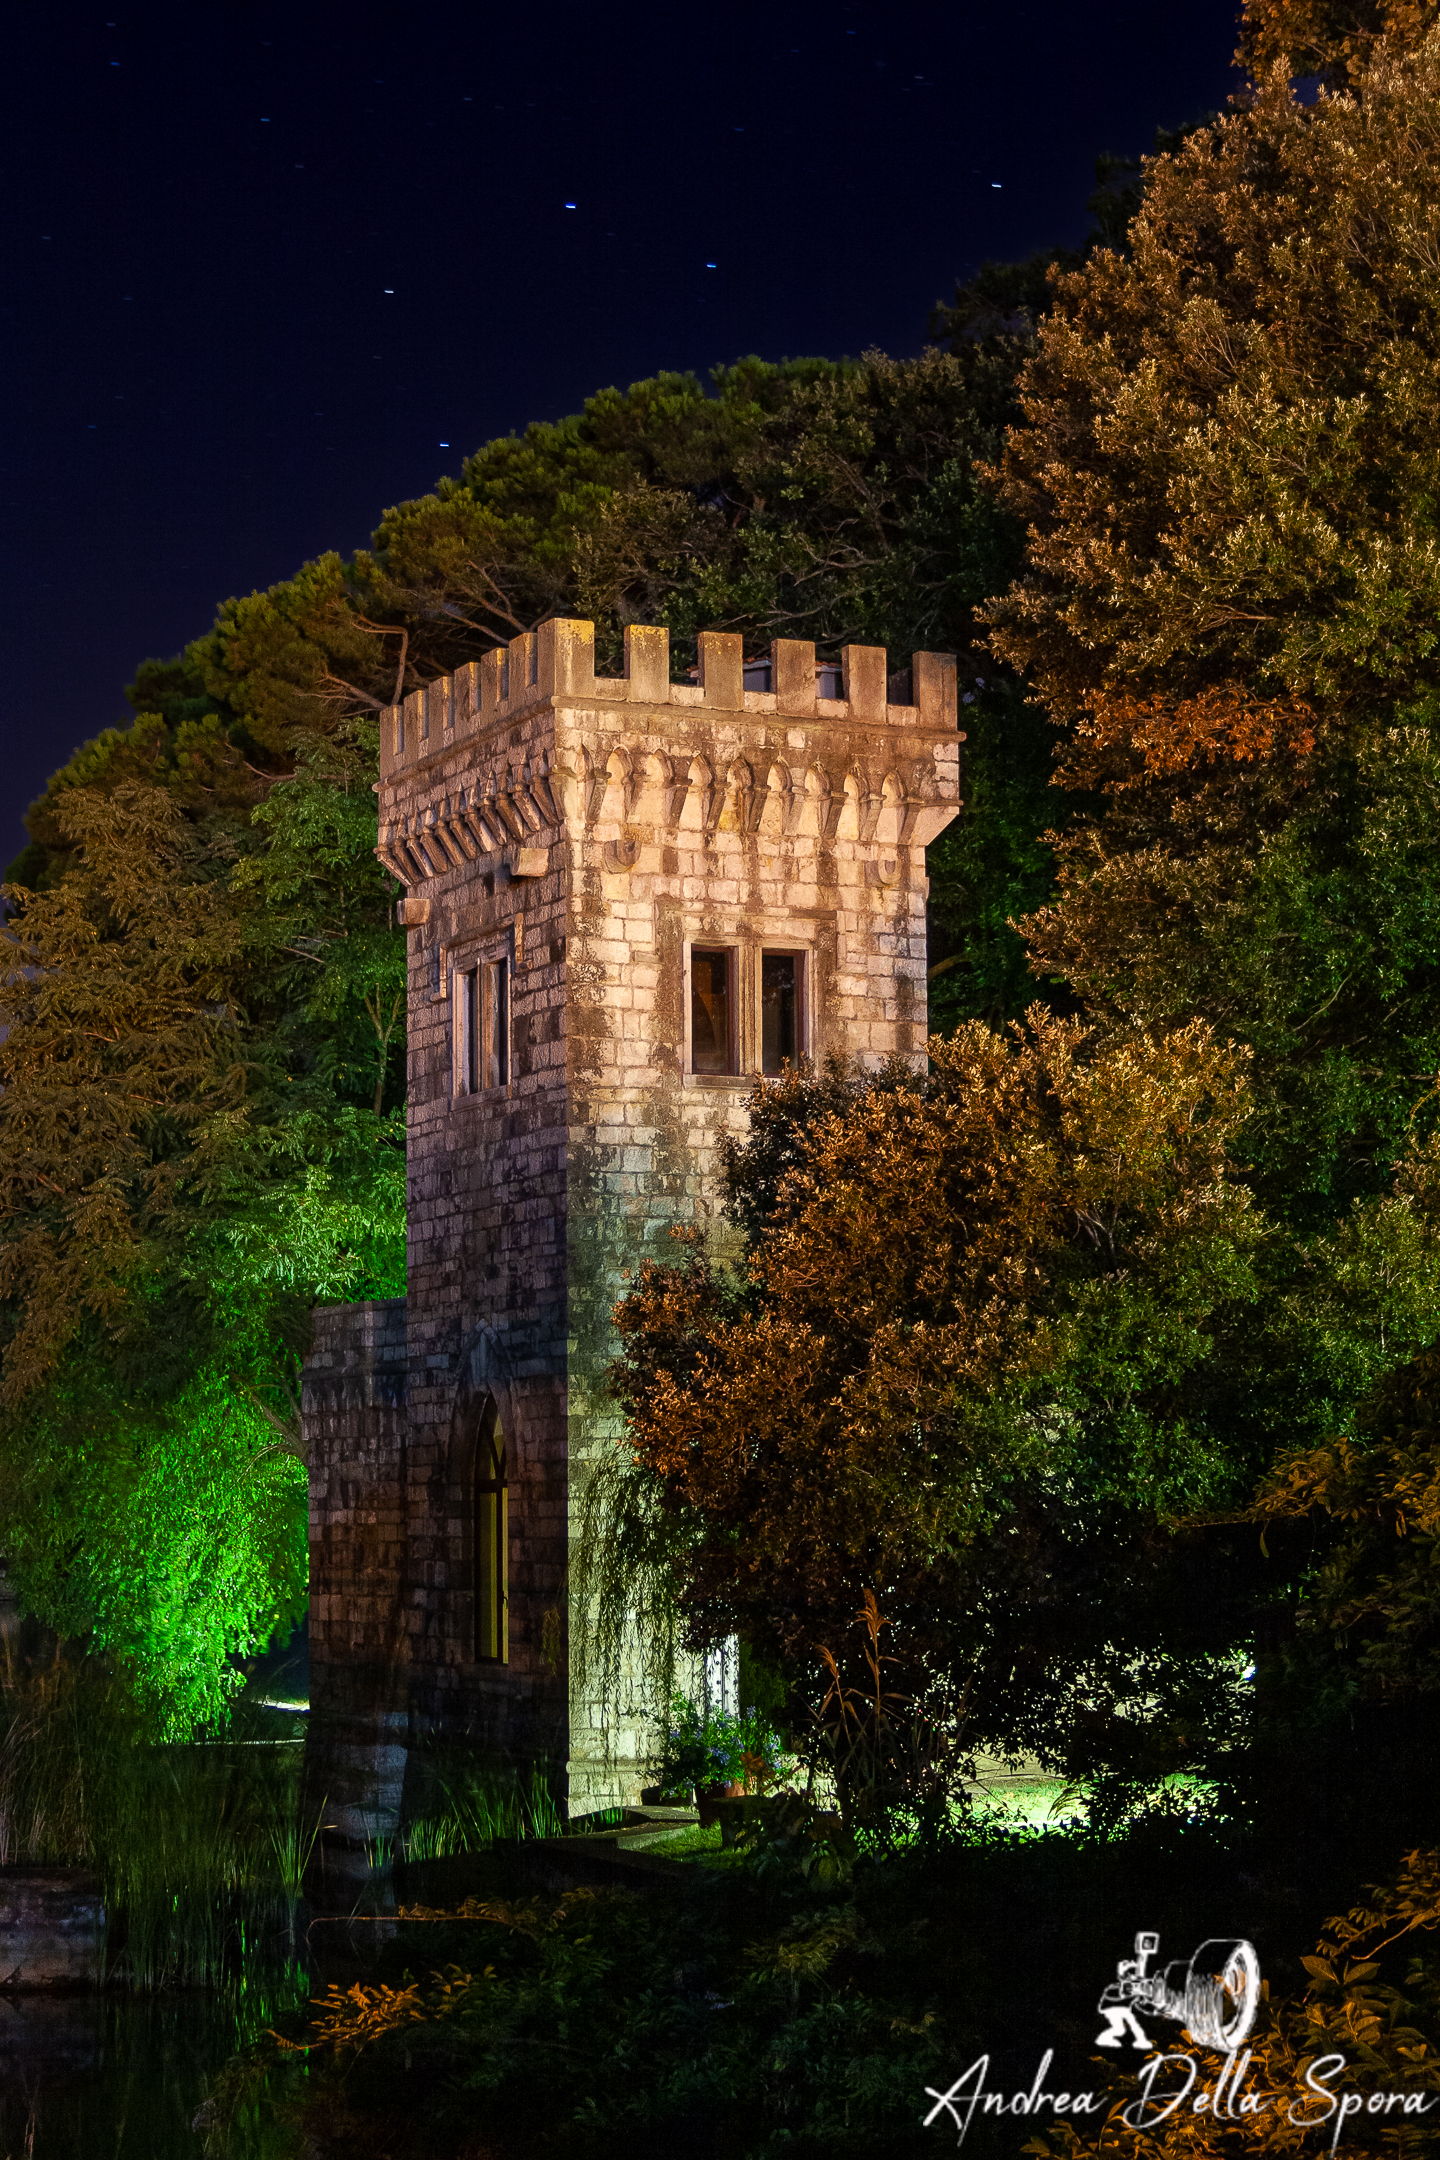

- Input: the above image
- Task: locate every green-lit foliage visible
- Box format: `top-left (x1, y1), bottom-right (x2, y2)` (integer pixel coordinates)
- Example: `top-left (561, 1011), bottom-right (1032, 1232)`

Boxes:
top-left (5, 1371), bottom-right (306, 1737)
top-left (0, 763), bottom-right (403, 1730)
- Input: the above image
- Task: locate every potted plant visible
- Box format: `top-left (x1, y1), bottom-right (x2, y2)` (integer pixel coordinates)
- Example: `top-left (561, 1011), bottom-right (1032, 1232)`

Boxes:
top-left (645, 1697), bottom-right (788, 1833)
top-left (644, 1694), bottom-right (728, 1804)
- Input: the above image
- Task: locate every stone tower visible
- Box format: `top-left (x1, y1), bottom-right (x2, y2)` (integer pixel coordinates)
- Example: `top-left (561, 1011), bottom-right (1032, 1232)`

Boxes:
top-left (302, 618), bottom-right (961, 1836)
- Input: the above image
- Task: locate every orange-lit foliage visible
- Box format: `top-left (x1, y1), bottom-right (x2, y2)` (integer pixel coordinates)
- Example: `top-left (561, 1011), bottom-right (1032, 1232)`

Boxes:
top-left (1060, 686), bottom-right (1318, 795)
top-left (612, 1016), bottom-right (1264, 1777)
top-left (1238, 0), bottom-right (1440, 82)
top-left (1031, 1849), bottom-right (1440, 2155)
top-left (984, 38), bottom-right (1440, 1216)
top-left (986, 42), bottom-right (1440, 729)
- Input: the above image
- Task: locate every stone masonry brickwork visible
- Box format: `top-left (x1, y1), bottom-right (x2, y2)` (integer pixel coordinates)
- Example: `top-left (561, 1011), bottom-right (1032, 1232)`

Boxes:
top-left (302, 618), bottom-right (962, 1829)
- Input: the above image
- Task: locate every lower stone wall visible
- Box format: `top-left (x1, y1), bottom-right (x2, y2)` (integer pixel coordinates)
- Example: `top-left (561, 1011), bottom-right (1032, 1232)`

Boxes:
top-left (305, 1298), bottom-right (409, 1675)
top-left (401, 1347), bottom-right (572, 1772)
top-left (304, 1298), bottom-right (578, 1832)
top-left (303, 1282), bottom-right (738, 1827)
top-left (304, 1299), bottom-right (410, 1842)
top-left (0, 1869), bottom-right (104, 1989)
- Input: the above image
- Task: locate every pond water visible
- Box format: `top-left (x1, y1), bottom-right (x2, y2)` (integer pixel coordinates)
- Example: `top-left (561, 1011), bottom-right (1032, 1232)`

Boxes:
top-left (0, 1846), bottom-right (543, 2160)
top-left (0, 1981), bottom-right (306, 2159)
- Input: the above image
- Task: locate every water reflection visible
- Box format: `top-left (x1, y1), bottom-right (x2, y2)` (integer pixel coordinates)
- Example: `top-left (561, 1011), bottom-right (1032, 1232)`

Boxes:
top-left (0, 1846), bottom-right (533, 2158)
top-left (0, 1977), bottom-right (307, 2159)
top-left (0, 1840), bottom-right (561, 2160)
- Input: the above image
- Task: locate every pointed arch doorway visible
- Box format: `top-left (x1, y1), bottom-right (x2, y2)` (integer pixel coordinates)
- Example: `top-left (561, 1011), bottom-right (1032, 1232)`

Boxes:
top-left (474, 1402), bottom-right (509, 1664)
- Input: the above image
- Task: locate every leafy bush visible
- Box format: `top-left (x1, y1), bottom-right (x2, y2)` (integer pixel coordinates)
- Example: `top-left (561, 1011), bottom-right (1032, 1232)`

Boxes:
top-left (223, 1807), bottom-right (1438, 2159)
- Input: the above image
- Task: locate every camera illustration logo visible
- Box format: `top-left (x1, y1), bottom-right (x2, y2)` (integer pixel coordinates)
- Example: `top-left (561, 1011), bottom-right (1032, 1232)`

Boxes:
top-left (1097, 1930), bottom-right (1261, 2054)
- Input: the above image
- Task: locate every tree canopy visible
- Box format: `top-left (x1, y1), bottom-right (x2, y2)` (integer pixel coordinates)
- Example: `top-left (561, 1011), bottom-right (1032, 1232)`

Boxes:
top-left (983, 33), bottom-right (1440, 1224)
top-left (1237, 0), bottom-right (1440, 80)
top-left (25, 35), bottom-right (1440, 1820)
top-left (611, 1020), bottom-right (1274, 1811)
top-left (4, 324), bottom-right (1063, 1724)
top-left (602, 27), bottom-right (1440, 1848)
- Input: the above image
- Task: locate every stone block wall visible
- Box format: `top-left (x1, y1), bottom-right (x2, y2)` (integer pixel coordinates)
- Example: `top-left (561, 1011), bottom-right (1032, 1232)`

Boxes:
top-left (304, 618), bottom-right (961, 1822)
top-left (302, 1299), bottom-right (412, 1840)
top-left (0, 1869), bottom-right (104, 1989)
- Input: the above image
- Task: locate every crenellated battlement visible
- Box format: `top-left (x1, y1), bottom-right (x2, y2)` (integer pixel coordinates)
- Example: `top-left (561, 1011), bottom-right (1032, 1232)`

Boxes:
top-left (377, 619), bottom-right (960, 780)
top-left (375, 618), bottom-right (963, 893)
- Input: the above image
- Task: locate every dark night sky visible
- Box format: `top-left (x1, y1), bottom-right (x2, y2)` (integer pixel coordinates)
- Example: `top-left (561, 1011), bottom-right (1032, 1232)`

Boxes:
top-left (5, 0), bottom-right (1241, 869)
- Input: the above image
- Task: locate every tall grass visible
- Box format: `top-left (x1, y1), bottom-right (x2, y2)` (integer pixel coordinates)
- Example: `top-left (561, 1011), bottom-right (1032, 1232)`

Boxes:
top-left (398, 1754), bottom-right (564, 1862)
top-left (0, 1638), bottom-right (319, 1987)
top-left (0, 1643), bottom-right (574, 1991)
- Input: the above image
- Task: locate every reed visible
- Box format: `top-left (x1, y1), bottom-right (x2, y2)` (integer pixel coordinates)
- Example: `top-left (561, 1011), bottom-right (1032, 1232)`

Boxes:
top-left (0, 1646), bottom-right (573, 1989)
top-left (398, 1752), bottom-right (564, 1861)
top-left (0, 1640), bottom-right (314, 1987)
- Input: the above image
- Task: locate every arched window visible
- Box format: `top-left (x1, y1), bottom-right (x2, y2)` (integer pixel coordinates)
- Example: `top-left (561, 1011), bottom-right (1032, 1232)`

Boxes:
top-left (475, 1409), bottom-right (508, 1664)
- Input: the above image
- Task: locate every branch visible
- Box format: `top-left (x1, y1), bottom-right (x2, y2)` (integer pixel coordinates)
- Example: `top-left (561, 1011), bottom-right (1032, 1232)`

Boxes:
top-left (318, 669), bottom-right (385, 714)
top-left (345, 615), bottom-right (412, 706)
top-left (391, 567), bottom-right (529, 640)
top-left (458, 563), bottom-right (533, 637)
top-left (242, 1388), bottom-right (307, 1462)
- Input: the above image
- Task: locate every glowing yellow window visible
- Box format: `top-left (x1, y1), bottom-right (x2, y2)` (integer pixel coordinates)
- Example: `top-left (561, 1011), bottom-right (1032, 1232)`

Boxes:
top-left (475, 1414), bottom-right (508, 1664)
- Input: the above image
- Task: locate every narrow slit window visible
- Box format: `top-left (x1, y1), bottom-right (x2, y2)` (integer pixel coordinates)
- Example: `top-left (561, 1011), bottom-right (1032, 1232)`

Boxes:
top-left (475, 1413), bottom-right (508, 1663)
top-left (463, 968), bottom-right (479, 1094)
top-left (762, 952), bottom-right (801, 1074)
top-left (691, 949), bottom-right (733, 1074)
top-left (483, 959), bottom-right (509, 1090)
top-left (457, 959), bottom-right (508, 1094)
